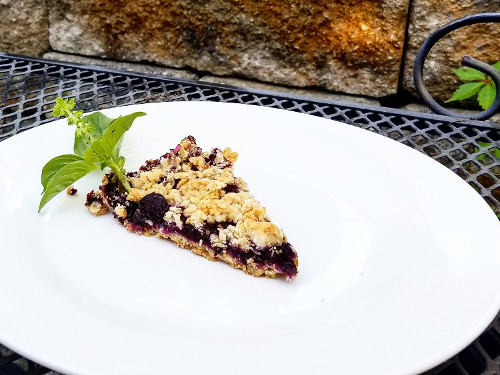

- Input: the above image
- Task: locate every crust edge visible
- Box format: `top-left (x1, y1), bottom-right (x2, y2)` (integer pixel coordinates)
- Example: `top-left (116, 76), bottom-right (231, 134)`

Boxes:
top-left (126, 224), bottom-right (286, 278)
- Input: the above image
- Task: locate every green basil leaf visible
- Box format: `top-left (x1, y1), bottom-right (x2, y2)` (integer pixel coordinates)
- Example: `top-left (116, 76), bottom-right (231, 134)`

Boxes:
top-left (84, 112), bottom-right (114, 135)
top-left (74, 134), bottom-right (93, 157)
top-left (39, 160), bottom-right (98, 212)
top-left (83, 139), bottom-right (107, 163)
top-left (117, 156), bottom-right (125, 169)
top-left (74, 112), bottom-right (115, 156)
top-left (452, 68), bottom-right (486, 81)
top-left (445, 82), bottom-right (485, 103)
top-left (493, 61), bottom-right (500, 73)
top-left (101, 112), bottom-right (146, 156)
top-left (112, 138), bottom-right (123, 161)
top-left (477, 83), bottom-right (496, 110)
top-left (41, 154), bottom-right (84, 192)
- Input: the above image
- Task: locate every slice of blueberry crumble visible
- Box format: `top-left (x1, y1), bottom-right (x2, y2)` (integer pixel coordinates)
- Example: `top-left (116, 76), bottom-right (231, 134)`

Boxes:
top-left (86, 136), bottom-right (298, 280)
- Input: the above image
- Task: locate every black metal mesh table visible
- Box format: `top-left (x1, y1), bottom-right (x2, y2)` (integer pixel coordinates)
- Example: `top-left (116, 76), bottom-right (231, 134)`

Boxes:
top-left (0, 53), bottom-right (499, 375)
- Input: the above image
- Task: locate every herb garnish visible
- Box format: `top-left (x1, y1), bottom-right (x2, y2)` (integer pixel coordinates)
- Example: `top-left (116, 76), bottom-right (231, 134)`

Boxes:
top-left (39, 98), bottom-right (146, 212)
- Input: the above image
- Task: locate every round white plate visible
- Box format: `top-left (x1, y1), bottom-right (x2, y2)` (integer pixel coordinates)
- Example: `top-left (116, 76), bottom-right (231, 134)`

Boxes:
top-left (0, 101), bottom-right (499, 375)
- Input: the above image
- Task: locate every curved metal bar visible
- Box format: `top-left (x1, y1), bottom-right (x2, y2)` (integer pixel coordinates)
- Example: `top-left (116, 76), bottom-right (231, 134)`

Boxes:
top-left (413, 13), bottom-right (500, 121)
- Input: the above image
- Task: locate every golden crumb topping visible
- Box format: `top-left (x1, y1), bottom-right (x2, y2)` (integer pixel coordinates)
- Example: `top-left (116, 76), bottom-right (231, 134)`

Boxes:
top-left (123, 136), bottom-right (284, 250)
top-left (114, 205), bottom-right (127, 219)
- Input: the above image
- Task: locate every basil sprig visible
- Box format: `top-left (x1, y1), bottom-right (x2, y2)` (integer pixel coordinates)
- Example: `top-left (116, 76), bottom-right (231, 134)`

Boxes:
top-left (39, 98), bottom-right (146, 212)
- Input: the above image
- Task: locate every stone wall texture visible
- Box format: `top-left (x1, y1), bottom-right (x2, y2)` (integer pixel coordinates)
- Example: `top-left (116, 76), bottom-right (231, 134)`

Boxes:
top-left (402, 0), bottom-right (500, 103)
top-left (47, 0), bottom-right (410, 98)
top-left (1, 0), bottom-right (499, 103)
top-left (0, 0), bottom-right (49, 57)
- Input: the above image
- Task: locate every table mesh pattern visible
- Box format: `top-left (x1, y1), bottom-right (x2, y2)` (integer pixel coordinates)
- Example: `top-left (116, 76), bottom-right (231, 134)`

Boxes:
top-left (1, 57), bottom-right (498, 214)
top-left (0, 54), bottom-right (499, 375)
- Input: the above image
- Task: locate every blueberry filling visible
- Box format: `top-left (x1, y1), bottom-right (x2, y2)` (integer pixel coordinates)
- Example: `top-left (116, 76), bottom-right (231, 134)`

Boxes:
top-left (139, 193), bottom-right (169, 224)
top-left (99, 174), bottom-right (298, 278)
top-left (139, 159), bottom-right (161, 171)
top-left (86, 190), bottom-right (100, 204)
top-left (207, 149), bottom-right (218, 165)
top-left (223, 183), bottom-right (240, 193)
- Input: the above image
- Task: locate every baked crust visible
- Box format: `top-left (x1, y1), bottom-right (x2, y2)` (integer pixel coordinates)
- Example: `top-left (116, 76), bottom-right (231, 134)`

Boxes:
top-left (87, 136), bottom-right (299, 280)
top-left (155, 229), bottom-right (286, 278)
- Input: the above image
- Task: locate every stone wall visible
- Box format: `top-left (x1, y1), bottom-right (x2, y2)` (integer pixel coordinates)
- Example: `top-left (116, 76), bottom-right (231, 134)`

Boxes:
top-left (0, 0), bottom-right (49, 57)
top-left (1, 0), bottom-right (499, 104)
top-left (47, 0), bottom-right (410, 98)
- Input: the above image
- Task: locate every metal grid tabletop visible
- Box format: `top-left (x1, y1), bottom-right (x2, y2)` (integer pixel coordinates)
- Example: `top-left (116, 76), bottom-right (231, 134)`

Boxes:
top-left (0, 53), bottom-right (499, 375)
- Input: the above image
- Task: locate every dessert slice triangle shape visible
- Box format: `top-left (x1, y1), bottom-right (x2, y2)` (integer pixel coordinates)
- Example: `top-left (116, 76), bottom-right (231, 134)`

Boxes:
top-left (86, 136), bottom-right (299, 280)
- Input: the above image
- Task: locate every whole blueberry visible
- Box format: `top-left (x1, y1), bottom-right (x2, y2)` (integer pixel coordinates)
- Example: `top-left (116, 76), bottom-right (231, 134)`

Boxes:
top-left (140, 193), bottom-right (169, 224)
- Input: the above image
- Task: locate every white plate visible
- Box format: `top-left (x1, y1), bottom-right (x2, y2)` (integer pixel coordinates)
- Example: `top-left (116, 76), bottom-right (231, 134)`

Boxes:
top-left (0, 101), bottom-right (499, 375)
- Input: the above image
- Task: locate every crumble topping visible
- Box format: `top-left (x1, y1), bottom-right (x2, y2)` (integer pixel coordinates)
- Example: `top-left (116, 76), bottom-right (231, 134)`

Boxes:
top-left (114, 205), bottom-right (127, 219)
top-left (86, 135), bottom-right (298, 279)
top-left (66, 185), bottom-right (78, 195)
top-left (124, 136), bottom-right (284, 250)
top-left (85, 189), bottom-right (109, 216)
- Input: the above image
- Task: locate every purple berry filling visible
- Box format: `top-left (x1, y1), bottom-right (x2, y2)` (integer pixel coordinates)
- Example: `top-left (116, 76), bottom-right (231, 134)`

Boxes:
top-left (139, 159), bottom-right (161, 172)
top-left (98, 175), bottom-right (298, 278)
top-left (138, 193), bottom-right (169, 224)
top-left (223, 183), bottom-right (240, 193)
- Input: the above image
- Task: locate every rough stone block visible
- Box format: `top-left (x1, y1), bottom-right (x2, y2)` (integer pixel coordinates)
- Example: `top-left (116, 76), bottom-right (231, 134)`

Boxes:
top-left (43, 52), bottom-right (200, 80)
top-left (200, 75), bottom-right (381, 106)
top-left (0, 0), bottom-right (49, 57)
top-left (402, 0), bottom-right (500, 104)
top-left (48, 0), bottom-right (410, 97)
